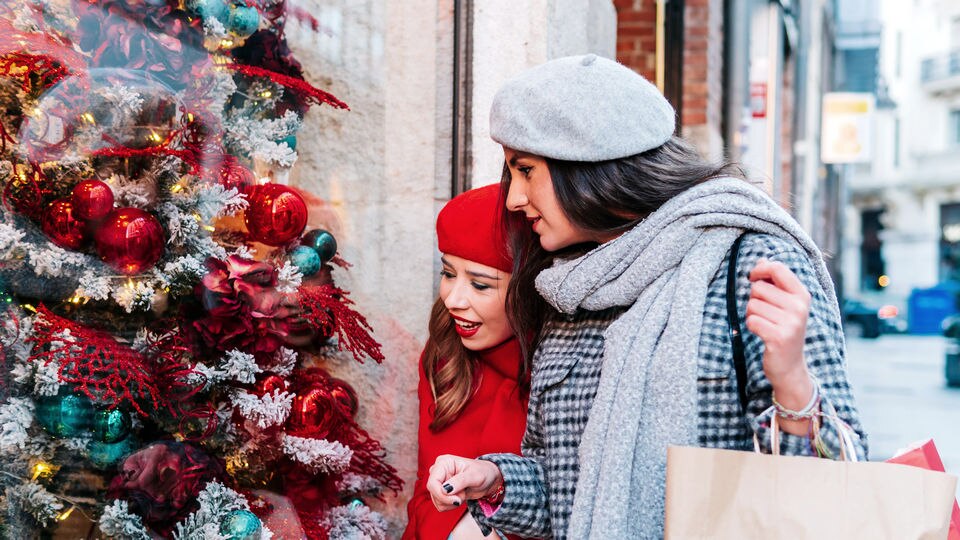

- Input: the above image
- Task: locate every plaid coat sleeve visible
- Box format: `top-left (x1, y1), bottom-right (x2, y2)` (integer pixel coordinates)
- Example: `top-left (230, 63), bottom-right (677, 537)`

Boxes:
top-left (467, 451), bottom-right (551, 538)
top-left (732, 234), bottom-right (869, 459)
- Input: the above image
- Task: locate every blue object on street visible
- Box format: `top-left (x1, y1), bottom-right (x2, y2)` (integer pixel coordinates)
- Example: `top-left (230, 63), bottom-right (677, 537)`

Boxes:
top-left (908, 284), bottom-right (960, 334)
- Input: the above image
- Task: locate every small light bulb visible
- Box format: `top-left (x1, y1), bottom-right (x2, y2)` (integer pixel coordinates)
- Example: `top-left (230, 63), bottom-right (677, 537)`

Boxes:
top-left (57, 506), bottom-right (75, 521)
top-left (31, 462), bottom-right (50, 480)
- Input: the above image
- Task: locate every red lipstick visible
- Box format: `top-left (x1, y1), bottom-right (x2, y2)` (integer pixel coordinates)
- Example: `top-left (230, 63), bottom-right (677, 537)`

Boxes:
top-left (451, 314), bottom-right (481, 338)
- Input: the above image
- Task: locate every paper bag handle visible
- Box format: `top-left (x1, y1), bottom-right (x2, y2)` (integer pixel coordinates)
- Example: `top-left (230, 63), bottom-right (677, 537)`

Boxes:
top-left (753, 404), bottom-right (859, 462)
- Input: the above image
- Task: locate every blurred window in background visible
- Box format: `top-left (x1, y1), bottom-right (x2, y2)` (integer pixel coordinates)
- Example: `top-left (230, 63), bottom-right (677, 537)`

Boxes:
top-left (941, 203), bottom-right (960, 282)
top-left (862, 207), bottom-right (887, 291)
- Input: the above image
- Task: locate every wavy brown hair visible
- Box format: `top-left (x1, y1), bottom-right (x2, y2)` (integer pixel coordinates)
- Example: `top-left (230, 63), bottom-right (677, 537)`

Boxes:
top-left (422, 293), bottom-right (530, 431)
top-left (422, 297), bottom-right (481, 431)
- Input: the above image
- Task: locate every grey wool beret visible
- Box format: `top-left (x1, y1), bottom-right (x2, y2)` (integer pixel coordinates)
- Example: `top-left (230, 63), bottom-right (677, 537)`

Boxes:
top-left (489, 54), bottom-right (676, 162)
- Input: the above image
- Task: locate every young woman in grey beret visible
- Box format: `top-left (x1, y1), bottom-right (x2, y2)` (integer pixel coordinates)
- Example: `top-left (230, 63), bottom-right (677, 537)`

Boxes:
top-left (424, 54), bottom-right (867, 539)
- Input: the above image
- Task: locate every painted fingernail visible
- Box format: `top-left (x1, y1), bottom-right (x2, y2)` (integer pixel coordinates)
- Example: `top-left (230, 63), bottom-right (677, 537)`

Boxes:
top-left (453, 500), bottom-right (461, 507)
top-left (443, 483), bottom-right (453, 493)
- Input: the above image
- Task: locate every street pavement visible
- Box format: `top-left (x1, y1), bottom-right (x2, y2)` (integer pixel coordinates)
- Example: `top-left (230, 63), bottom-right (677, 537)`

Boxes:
top-left (844, 334), bottom-right (960, 479)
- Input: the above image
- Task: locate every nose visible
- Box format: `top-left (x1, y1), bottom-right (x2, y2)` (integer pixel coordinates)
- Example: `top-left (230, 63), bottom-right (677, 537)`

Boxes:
top-left (443, 279), bottom-right (470, 311)
top-left (505, 178), bottom-right (528, 212)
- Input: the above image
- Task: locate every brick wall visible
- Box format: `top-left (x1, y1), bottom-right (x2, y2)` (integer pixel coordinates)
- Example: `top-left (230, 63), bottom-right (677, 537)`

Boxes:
top-left (614, 0), bottom-right (726, 159)
top-left (614, 0), bottom-right (657, 82)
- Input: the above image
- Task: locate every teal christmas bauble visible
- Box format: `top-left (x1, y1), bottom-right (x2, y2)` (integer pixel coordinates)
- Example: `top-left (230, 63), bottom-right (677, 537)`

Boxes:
top-left (289, 246), bottom-right (321, 276)
top-left (301, 229), bottom-right (337, 263)
top-left (227, 5), bottom-right (260, 38)
top-left (87, 438), bottom-right (135, 469)
top-left (92, 408), bottom-right (131, 443)
top-left (185, 0), bottom-right (228, 22)
top-left (278, 135), bottom-right (297, 150)
top-left (347, 497), bottom-right (365, 509)
top-left (220, 509), bottom-right (262, 540)
top-left (35, 392), bottom-right (94, 438)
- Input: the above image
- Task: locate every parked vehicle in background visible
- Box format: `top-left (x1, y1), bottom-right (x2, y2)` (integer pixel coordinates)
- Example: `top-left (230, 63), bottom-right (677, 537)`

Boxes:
top-left (844, 299), bottom-right (881, 338)
top-left (842, 299), bottom-right (908, 339)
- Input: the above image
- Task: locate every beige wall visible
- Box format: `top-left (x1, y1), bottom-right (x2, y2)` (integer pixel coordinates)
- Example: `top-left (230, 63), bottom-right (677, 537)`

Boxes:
top-left (286, 0), bottom-right (615, 534)
top-left (285, 0), bottom-right (442, 532)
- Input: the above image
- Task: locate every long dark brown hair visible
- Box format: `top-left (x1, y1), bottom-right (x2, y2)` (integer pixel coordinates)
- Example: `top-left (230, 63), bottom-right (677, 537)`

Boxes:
top-left (501, 136), bottom-right (746, 360)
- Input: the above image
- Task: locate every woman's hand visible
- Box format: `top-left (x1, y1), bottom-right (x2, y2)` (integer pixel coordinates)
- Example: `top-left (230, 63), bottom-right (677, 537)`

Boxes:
top-left (745, 259), bottom-right (815, 433)
top-left (426, 455), bottom-right (503, 511)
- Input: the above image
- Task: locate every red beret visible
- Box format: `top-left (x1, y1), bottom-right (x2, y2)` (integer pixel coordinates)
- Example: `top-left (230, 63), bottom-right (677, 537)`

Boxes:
top-left (436, 184), bottom-right (513, 274)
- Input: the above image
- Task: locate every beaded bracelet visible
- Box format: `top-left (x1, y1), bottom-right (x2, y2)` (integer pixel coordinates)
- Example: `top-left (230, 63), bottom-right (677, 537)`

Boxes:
top-left (771, 381), bottom-right (821, 421)
top-left (480, 481), bottom-right (505, 507)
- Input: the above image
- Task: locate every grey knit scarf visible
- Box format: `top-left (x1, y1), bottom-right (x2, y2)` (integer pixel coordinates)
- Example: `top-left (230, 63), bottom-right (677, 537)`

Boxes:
top-left (535, 177), bottom-right (838, 538)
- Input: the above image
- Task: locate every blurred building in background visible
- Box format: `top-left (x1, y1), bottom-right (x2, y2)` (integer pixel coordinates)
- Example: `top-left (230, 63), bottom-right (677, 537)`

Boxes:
top-left (615, 0), bottom-right (845, 285)
top-left (841, 0), bottom-right (960, 332)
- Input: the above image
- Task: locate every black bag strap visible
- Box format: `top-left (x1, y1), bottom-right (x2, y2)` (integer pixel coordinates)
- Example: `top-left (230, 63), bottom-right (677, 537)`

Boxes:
top-left (726, 232), bottom-right (750, 416)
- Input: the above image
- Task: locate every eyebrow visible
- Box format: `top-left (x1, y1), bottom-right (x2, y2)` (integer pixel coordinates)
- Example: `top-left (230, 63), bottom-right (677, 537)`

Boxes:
top-left (440, 257), bottom-right (501, 280)
top-left (508, 152), bottom-right (534, 167)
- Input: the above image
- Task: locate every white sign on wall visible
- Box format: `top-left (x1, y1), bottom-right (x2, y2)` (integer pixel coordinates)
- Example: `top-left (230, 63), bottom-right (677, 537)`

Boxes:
top-left (821, 92), bottom-right (875, 164)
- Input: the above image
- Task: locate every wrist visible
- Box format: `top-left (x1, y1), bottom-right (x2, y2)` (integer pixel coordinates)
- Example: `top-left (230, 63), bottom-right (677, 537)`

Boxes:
top-left (478, 460), bottom-right (505, 504)
top-left (769, 364), bottom-right (813, 406)
top-left (480, 479), bottom-right (505, 506)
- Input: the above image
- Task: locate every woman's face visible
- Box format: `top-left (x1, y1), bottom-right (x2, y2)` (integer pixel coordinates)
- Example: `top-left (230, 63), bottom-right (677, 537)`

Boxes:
top-left (503, 147), bottom-right (596, 251)
top-left (438, 254), bottom-right (513, 351)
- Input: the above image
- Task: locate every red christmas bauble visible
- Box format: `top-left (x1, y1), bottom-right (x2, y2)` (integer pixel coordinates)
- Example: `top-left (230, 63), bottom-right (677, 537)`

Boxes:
top-left (217, 155), bottom-right (256, 192)
top-left (71, 179), bottom-right (115, 221)
top-left (254, 374), bottom-right (288, 397)
top-left (328, 378), bottom-right (359, 417)
top-left (42, 198), bottom-right (89, 250)
top-left (243, 184), bottom-right (307, 247)
top-left (95, 208), bottom-right (165, 275)
top-left (288, 387), bottom-right (339, 438)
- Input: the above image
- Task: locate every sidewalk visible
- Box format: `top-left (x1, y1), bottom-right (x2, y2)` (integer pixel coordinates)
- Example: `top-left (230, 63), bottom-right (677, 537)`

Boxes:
top-left (845, 334), bottom-right (960, 479)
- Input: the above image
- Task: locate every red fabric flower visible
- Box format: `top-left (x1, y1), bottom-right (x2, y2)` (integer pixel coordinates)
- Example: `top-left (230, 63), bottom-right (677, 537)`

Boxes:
top-left (107, 441), bottom-right (226, 533)
top-left (194, 256), bottom-right (289, 354)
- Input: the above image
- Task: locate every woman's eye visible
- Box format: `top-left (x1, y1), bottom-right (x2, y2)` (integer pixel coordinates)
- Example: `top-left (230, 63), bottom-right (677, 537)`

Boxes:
top-left (518, 166), bottom-right (532, 176)
top-left (471, 281), bottom-right (491, 291)
top-left (440, 270), bottom-right (454, 279)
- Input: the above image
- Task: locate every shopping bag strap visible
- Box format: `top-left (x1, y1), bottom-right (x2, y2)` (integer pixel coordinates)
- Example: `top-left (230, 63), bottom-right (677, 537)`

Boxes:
top-left (754, 403), bottom-right (860, 461)
top-left (726, 232), bottom-right (750, 416)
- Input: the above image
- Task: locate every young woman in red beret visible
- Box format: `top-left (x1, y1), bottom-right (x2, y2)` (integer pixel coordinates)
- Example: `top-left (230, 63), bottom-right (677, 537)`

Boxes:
top-left (403, 184), bottom-right (529, 540)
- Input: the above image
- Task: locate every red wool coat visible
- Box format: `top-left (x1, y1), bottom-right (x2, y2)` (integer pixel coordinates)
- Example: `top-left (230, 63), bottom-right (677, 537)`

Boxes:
top-left (403, 337), bottom-right (528, 540)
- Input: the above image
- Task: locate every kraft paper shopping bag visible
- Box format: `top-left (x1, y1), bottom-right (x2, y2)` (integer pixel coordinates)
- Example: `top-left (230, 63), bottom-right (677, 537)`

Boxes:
top-left (665, 445), bottom-right (958, 540)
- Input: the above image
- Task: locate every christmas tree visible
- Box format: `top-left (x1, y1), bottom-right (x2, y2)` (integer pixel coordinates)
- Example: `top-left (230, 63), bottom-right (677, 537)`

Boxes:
top-left (0, 1), bottom-right (401, 538)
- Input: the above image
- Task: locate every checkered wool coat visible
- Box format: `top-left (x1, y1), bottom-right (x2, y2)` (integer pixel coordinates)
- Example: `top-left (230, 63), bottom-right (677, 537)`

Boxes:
top-left (468, 233), bottom-right (868, 539)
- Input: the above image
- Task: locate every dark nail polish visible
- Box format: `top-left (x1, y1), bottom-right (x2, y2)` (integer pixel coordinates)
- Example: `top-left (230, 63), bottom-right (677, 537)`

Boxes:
top-left (453, 500), bottom-right (461, 507)
top-left (443, 483), bottom-right (453, 493)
